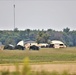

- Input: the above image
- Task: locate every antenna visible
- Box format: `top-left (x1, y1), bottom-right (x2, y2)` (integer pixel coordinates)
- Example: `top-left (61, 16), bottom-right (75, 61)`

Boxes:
top-left (14, 4), bottom-right (15, 30)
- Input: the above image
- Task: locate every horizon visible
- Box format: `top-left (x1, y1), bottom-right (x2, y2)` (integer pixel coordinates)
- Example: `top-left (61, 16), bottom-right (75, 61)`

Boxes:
top-left (0, 27), bottom-right (74, 31)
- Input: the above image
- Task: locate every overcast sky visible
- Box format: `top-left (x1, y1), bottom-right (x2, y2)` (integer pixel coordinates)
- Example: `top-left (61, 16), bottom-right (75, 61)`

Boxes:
top-left (0, 0), bottom-right (76, 31)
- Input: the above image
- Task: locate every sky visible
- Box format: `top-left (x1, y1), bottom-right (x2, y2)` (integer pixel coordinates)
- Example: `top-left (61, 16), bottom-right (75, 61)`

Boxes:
top-left (0, 0), bottom-right (76, 31)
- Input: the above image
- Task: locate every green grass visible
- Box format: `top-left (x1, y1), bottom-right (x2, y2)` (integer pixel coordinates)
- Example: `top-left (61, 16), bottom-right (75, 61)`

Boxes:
top-left (0, 47), bottom-right (76, 64)
top-left (0, 69), bottom-right (74, 75)
top-left (0, 57), bottom-right (75, 75)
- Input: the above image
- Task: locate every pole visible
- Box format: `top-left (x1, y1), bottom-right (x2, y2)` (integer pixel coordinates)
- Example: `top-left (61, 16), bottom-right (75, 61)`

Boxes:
top-left (14, 4), bottom-right (15, 30)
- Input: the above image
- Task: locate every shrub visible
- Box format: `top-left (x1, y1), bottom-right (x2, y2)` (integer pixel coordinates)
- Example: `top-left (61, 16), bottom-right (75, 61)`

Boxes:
top-left (0, 70), bottom-right (10, 75)
top-left (21, 57), bottom-right (31, 75)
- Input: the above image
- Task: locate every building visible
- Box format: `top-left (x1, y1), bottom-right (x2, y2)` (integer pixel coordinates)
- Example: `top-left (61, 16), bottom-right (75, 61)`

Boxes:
top-left (38, 43), bottom-right (48, 48)
top-left (50, 40), bottom-right (66, 48)
top-left (24, 40), bottom-right (38, 48)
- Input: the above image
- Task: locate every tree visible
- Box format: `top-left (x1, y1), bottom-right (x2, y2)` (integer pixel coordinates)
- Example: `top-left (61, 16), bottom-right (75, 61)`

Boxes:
top-left (26, 29), bottom-right (31, 37)
top-left (0, 28), bottom-right (76, 47)
top-left (14, 28), bottom-right (19, 32)
top-left (47, 29), bottom-right (53, 32)
top-left (63, 27), bottom-right (70, 33)
top-left (36, 31), bottom-right (50, 43)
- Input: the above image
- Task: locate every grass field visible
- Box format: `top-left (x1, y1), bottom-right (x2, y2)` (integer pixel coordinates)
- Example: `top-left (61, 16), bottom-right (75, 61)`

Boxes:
top-left (0, 47), bottom-right (76, 64)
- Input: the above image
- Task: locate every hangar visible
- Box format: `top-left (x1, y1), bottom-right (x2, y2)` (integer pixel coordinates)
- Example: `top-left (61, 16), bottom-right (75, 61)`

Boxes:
top-left (50, 40), bottom-right (66, 48)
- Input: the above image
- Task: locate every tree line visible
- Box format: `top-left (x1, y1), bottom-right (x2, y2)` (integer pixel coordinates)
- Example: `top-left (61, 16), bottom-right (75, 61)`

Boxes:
top-left (0, 27), bottom-right (76, 47)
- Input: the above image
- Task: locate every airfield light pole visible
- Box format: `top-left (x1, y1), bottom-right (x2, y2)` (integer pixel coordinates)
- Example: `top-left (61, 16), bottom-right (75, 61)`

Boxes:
top-left (14, 4), bottom-right (15, 30)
